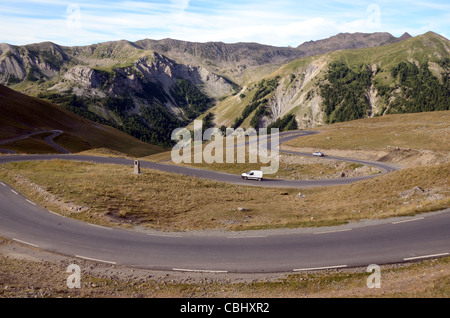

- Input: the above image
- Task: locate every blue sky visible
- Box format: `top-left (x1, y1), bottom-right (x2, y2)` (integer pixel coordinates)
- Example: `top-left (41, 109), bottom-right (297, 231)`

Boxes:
top-left (0, 0), bottom-right (449, 46)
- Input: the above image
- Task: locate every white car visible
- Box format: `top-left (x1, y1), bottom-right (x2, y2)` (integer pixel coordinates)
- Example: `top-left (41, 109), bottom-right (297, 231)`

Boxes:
top-left (241, 170), bottom-right (263, 181)
top-left (312, 151), bottom-right (324, 157)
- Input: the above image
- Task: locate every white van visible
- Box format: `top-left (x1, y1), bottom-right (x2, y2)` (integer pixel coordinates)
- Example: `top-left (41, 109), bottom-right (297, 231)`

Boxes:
top-left (241, 170), bottom-right (263, 181)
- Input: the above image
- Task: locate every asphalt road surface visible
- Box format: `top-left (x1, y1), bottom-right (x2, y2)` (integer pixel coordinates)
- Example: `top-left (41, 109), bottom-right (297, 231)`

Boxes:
top-left (0, 130), bottom-right (448, 273)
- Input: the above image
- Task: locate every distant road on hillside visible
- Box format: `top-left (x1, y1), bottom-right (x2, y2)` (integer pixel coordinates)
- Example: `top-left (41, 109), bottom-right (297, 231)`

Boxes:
top-left (0, 130), bottom-right (69, 154)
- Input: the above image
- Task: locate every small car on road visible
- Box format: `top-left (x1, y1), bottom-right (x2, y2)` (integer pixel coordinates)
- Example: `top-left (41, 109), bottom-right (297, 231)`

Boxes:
top-left (312, 151), bottom-right (324, 157)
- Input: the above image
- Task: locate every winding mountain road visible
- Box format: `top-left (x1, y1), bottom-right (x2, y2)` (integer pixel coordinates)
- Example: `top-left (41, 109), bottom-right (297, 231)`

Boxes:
top-left (0, 130), bottom-right (448, 273)
top-left (0, 130), bottom-right (70, 154)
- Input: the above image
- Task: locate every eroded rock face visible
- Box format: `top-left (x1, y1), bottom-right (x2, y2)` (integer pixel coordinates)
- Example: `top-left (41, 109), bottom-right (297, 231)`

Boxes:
top-left (0, 50), bottom-right (27, 82)
top-left (263, 59), bottom-right (328, 129)
top-left (133, 52), bottom-right (235, 98)
top-left (0, 40), bottom-right (237, 108)
top-left (63, 66), bottom-right (106, 89)
top-left (61, 52), bottom-right (236, 102)
top-left (0, 42), bottom-right (68, 84)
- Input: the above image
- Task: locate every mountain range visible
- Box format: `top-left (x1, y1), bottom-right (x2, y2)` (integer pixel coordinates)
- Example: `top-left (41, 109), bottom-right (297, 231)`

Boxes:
top-left (0, 31), bottom-right (449, 147)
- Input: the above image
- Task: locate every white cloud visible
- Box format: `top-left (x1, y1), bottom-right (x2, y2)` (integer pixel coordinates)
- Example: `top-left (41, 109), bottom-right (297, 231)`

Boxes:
top-left (0, 0), bottom-right (448, 46)
top-left (171, 0), bottom-right (190, 11)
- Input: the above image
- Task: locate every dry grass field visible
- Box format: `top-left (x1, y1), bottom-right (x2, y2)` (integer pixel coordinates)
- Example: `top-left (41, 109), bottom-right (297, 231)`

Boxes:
top-left (285, 111), bottom-right (450, 152)
top-left (0, 160), bottom-right (448, 231)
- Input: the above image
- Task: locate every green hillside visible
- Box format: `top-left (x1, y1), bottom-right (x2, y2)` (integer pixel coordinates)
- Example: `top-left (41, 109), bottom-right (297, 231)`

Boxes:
top-left (321, 32), bottom-right (450, 121)
top-left (212, 32), bottom-right (450, 129)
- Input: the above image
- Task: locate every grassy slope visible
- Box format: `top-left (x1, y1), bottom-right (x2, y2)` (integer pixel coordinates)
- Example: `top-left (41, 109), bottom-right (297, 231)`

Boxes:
top-left (154, 111), bottom-right (449, 180)
top-left (0, 84), bottom-right (165, 157)
top-left (331, 32), bottom-right (449, 68)
top-left (71, 40), bottom-right (156, 73)
top-left (284, 110), bottom-right (450, 152)
top-left (275, 32), bottom-right (450, 88)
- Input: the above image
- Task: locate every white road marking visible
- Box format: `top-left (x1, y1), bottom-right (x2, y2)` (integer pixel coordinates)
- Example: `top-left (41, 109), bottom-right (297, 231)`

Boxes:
top-left (12, 238), bottom-right (39, 248)
top-left (48, 210), bottom-right (64, 217)
top-left (26, 199), bottom-right (36, 205)
top-left (313, 229), bottom-right (352, 235)
top-left (146, 234), bottom-right (183, 238)
top-left (392, 217), bottom-right (424, 224)
top-left (403, 252), bottom-right (449, 261)
top-left (173, 268), bottom-right (228, 273)
top-left (10, 190), bottom-right (18, 195)
top-left (293, 264), bottom-right (348, 272)
top-left (75, 255), bottom-right (117, 265)
top-left (0, 182), bottom-right (6, 186)
top-left (87, 223), bottom-right (112, 230)
top-left (227, 235), bottom-right (267, 239)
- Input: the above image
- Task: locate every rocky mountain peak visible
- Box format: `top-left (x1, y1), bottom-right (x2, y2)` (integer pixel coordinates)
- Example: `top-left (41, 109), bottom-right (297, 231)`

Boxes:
top-left (398, 32), bottom-right (412, 41)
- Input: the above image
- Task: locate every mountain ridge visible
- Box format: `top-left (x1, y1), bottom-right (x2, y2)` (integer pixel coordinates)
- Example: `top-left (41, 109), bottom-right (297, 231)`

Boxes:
top-left (0, 31), bottom-right (410, 85)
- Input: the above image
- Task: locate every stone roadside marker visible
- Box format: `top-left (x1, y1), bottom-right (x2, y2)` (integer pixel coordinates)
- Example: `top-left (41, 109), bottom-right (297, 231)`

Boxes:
top-left (134, 160), bottom-right (141, 174)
